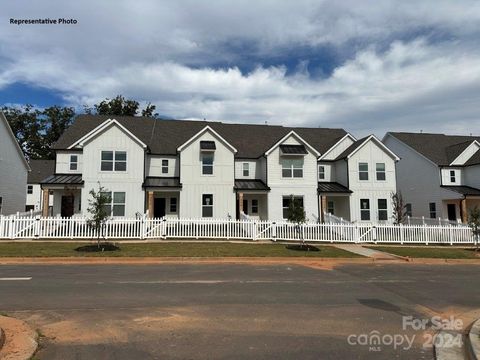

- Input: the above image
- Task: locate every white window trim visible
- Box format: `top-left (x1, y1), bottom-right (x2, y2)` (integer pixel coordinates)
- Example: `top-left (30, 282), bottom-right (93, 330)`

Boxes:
top-left (100, 150), bottom-right (128, 173)
top-left (318, 165), bottom-right (326, 180)
top-left (162, 159), bottom-right (169, 174)
top-left (375, 163), bottom-right (386, 181)
top-left (70, 155), bottom-right (78, 171)
top-left (202, 194), bottom-right (214, 217)
top-left (102, 191), bottom-right (126, 217)
top-left (282, 195), bottom-right (304, 219)
top-left (358, 162), bottom-right (369, 181)
top-left (281, 159), bottom-right (304, 178)
top-left (243, 162), bottom-right (250, 177)
top-left (360, 198), bottom-right (371, 221)
top-left (201, 153), bottom-right (214, 176)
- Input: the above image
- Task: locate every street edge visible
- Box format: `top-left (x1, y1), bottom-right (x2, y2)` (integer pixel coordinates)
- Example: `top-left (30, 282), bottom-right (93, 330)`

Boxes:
top-left (0, 315), bottom-right (38, 360)
top-left (467, 318), bottom-right (480, 360)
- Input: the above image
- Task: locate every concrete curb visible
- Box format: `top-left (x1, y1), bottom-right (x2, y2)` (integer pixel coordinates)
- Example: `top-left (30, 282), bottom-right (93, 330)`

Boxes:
top-left (467, 318), bottom-right (480, 360)
top-left (433, 330), bottom-right (465, 360)
top-left (0, 315), bottom-right (38, 360)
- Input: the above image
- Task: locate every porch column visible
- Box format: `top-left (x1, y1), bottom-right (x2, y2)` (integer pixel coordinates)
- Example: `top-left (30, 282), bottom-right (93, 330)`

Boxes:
top-left (320, 195), bottom-right (327, 223)
top-left (42, 189), bottom-right (49, 217)
top-left (147, 191), bottom-right (154, 219)
top-left (238, 192), bottom-right (244, 214)
top-left (461, 198), bottom-right (468, 223)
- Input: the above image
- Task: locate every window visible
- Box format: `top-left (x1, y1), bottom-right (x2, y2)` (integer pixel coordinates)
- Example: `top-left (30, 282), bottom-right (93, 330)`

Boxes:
top-left (327, 201), bottom-right (335, 215)
top-left (243, 163), bottom-right (249, 177)
top-left (162, 160), bottom-right (169, 174)
top-left (170, 197), bottom-right (177, 213)
top-left (318, 165), bottom-right (325, 180)
top-left (252, 199), bottom-right (258, 214)
top-left (359, 163), bottom-right (369, 180)
top-left (376, 163), bottom-right (386, 181)
top-left (450, 170), bottom-right (456, 183)
top-left (429, 202), bottom-right (436, 219)
top-left (378, 199), bottom-right (388, 221)
top-left (360, 199), bottom-right (370, 221)
top-left (101, 151), bottom-right (127, 172)
top-left (70, 155), bottom-right (78, 171)
top-left (406, 203), bottom-right (412, 217)
top-left (281, 158), bottom-right (303, 178)
top-left (0, 197), bottom-right (2, 214)
top-left (101, 192), bottom-right (125, 216)
top-left (27, 185), bottom-right (33, 194)
top-left (202, 153), bottom-right (214, 175)
top-left (282, 196), bottom-right (304, 219)
top-left (202, 194), bottom-right (213, 217)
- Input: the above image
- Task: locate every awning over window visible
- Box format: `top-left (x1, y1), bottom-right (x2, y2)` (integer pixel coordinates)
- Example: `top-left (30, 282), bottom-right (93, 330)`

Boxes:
top-left (279, 144), bottom-right (307, 155)
top-left (200, 141), bottom-right (216, 151)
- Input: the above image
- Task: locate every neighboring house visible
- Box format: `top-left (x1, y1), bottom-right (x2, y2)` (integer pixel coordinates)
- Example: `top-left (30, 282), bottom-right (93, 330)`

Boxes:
top-left (0, 112), bottom-right (30, 215)
top-left (383, 132), bottom-right (480, 223)
top-left (42, 115), bottom-right (398, 222)
top-left (26, 160), bottom-right (55, 213)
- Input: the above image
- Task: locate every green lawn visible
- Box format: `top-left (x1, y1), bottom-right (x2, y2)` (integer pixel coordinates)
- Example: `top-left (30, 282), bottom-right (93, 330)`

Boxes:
top-left (0, 242), bottom-right (362, 258)
top-left (369, 246), bottom-right (480, 259)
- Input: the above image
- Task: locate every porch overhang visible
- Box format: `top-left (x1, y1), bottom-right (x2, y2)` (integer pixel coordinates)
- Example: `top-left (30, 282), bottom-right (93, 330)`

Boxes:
top-left (441, 185), bottom-right (480, 198)
top-left (40, 174), bottom-right (84, 189)
top-left (142, 177), bottom-right (182, 190)
top-left (234, 179), bottom-right (270, 193)
top-left (317, 182), bottom-right (352, 195)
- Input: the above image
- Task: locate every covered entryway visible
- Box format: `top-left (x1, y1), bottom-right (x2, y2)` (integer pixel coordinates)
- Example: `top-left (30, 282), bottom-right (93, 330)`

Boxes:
top-left (61, 195), bottom-right (75, 217)
top-left (441, 185), bottom-right (480, 223)
top-left (41, 174), bottom-right (84, 217)
top-left (234, 179), bottom-right (270, 220)
top-left (318, 182), bottom-right (352, 222)
top-left (144, 177), bottom-right (182, 219)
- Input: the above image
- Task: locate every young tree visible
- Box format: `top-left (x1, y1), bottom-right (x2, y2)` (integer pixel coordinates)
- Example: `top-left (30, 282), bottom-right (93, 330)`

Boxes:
top-left (468, 206), bottom-right (480, 251)
top-left (391, 191), bottom-right (408, 225)
top-left (286, 195), bottom-right (307, 246)
top-left (87, 183), bottom-right (111, 246)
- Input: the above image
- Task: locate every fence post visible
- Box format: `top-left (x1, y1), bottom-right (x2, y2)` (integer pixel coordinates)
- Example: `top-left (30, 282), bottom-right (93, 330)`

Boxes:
top-left (9, 217), bottom-right (15, 240)
top-left (372, 225), bottom-right (377, 244)
top-left (424, 224), bottom-right (429, 245)
top-left (252, 221), bottom-right (257, 241)
top-left (140, 216), bottom-right (145, 240)
top-left (161, 218), bottom-right (167, 239)
top-left (35, 216), bottom-right (41, 238)
top-left (272, 222), bottom-right (277, 241)
top-left (449, 225), bottom-right (453, 246)
top-left (400, 223), bottom-right (404, 244)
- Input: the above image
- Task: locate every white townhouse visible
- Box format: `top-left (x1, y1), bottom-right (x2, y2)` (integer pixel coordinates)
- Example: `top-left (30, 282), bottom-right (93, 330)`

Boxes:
top-left (0, 112), bottom-right (30, 215)
top-left (40, 115), bottom-right (398, 222)
top-left (384, 132), bottom-right (480, 223)
top-left (25, 160), bottom-right (55, 213)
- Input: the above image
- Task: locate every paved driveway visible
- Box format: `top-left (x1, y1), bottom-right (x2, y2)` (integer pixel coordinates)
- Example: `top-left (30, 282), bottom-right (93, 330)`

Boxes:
top-left (0, 262), bottom-right (479, 359)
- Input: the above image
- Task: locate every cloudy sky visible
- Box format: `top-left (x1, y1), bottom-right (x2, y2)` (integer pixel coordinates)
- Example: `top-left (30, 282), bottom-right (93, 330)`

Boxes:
top-left (1, 0), bottom-right (480, 136)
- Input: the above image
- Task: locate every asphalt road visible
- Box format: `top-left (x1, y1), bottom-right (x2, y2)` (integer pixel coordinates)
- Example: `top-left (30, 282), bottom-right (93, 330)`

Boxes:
top-left (0, 262), bottom-right (479, 359)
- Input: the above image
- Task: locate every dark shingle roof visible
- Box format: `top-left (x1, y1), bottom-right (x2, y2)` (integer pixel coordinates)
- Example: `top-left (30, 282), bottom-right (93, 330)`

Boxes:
top-left (234, 179), bottom-right (270, 191)
top-left (389, 132), bottom-right (480, 166)
top-left (41, 174), bottom-right (83, 185)
top-left (143, 177), bottom-right (182, 188)
top-left (28, 160), bottom-right (55, 183)
top-left (441, 185), bottom-right (480, 196)
top-left (317, 182), bottom-right (352, 193)
top-left (53, 115), bottom-right (348, 158)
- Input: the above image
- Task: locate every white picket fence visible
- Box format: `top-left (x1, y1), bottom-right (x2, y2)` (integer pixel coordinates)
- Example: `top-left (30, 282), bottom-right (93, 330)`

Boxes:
top-left (0, 215), bottom-right (477, 244)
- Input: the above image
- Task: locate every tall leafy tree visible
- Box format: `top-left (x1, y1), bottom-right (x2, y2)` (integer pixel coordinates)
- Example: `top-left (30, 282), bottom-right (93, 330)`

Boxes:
top-left (2, 104), bottom-right (75, 159)
top-left (84, 95), bottom-right (159, 117)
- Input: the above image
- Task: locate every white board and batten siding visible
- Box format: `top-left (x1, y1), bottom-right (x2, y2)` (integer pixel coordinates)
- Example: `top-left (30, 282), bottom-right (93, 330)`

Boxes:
top-left (234, 159), bottom-right (267, 181)
top-left (440, 168), bottom-right (462, 186)
top-left (0, 115), bottom-right (28, 215)
top-left (383, 134), bottom-right (462, 220)
top-left (81, 124), bottom-right (145, 217)
top-left (179, 130), bottom-right (236, 218)
top-left (450, 142), bottom-right (480, 165)
top-left (146, 155), bottom-right (179, 177)
top-left (266, 134), bottom-right (318, 221)
top-left (348, 139), bottom-right (397, 222)
top-left (55, 151), bottom-right (83, 174)
top-left (320, 135), bottom-right (355, 160)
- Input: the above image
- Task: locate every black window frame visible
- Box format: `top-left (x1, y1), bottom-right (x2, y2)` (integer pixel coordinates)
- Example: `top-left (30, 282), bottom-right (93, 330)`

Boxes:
top-left (429, 202), bottom-right (436, 219)
top-left (101, 151), bottom-right (127, 172)
top-left (162, 159), bottom-right (169, 174)
top-left (251, 199), bottom-right (259, 214)
top-left (359, 163), bottom-right (369, 181)
top-left (376, 163), bottom-right (386, 181)
top-left (27, 185), bottom-right (33, 194)
top-left (377, 198), bottom-right (388, 221)
top-left (360, 198), bottom-right (370, 221)
top-left (282, 196), bottom-right (304, 219)
top-left (318, 165), bottom-right (325, 180)
top-left (70, 154), bottom-right (78, 171)
top-left (170, 197), bottom-right (177, 213)
top-left (201, 153), bottom-right (214, 175)
top-left (202, 194), bottom-right (213, 217)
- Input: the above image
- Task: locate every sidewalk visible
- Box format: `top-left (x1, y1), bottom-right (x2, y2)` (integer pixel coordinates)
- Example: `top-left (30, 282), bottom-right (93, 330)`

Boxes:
top-left (332, 244), bottom-right (404, 260)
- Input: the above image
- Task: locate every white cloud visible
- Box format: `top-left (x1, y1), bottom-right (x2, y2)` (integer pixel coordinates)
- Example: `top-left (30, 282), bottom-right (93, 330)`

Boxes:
top-left (1, 1), bottom-right (480, 135)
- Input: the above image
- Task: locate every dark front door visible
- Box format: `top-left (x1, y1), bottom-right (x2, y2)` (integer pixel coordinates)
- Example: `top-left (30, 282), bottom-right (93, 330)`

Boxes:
top-left (61, 195), bottom-right (74, 218)
top-left (447, 204), bottom-right (457, 221)
top-left (154, 198), bottom-right (166, 218)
